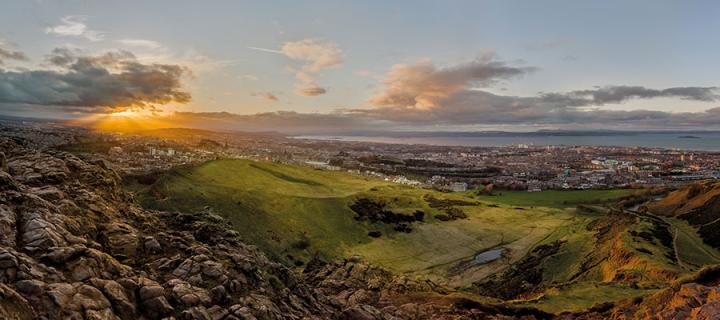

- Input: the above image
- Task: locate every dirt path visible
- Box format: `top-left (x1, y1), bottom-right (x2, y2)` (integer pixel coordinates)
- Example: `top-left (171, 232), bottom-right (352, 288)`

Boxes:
top-left (673, 227), bottom-right (686, 269)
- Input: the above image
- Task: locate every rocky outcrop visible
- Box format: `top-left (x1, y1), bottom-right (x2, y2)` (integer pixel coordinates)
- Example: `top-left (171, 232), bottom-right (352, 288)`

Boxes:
top-left (0, 138), bottom-right (342, 319)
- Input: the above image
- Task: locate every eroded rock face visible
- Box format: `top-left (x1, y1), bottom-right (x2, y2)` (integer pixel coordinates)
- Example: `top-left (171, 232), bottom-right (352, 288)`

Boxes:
top-left (0, 140), bottom-right (344, 319)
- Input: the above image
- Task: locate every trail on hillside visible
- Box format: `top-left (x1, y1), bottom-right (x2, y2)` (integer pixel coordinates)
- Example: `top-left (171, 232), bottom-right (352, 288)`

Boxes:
top-left (673, 227), bottom-right (686, 269)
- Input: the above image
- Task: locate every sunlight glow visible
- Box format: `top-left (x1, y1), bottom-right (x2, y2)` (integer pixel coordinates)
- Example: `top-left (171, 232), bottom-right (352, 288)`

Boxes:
top-left (67, 109), bottom-right (177, 132)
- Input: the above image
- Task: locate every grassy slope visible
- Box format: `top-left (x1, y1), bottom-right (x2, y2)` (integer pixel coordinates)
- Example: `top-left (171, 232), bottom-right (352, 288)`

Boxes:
top-left (143, 159), bottom-right (392, 263)
top-left (476, 189), bottom-right (641, 207)
top-left (133, 159), bottom-right (720, 313)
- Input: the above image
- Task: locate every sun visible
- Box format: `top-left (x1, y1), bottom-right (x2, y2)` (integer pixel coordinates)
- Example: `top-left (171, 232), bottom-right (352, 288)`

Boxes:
top-left (109, 109), bottom-right (142, 117)
top-left (68, 108), bottom-right (177, 132)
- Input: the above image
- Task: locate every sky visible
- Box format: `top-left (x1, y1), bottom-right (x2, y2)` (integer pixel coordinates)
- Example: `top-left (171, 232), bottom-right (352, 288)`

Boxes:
top-left (0, 0), bottom-right (719, 133)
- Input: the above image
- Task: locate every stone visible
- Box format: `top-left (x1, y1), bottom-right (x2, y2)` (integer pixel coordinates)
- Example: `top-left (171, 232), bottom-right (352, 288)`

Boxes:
top-left (14, 279), bottom-right (45, 296)
top-left (0, 283), bottom-right (36, 320)
top-left (101, 222), bottom-right (139, 261)
top-left (144, 236), bottom-right (162, 253)
top-left (142, 296), bottom-right (174, 319)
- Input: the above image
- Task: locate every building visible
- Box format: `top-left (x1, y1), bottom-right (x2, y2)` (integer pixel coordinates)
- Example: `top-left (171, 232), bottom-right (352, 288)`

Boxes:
top-left (451, 182), bottom-right (468, 192)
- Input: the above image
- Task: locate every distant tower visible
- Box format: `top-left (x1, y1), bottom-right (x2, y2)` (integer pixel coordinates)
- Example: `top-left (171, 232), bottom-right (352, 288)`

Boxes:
top-left (680, 154), bottom-right (685, 162)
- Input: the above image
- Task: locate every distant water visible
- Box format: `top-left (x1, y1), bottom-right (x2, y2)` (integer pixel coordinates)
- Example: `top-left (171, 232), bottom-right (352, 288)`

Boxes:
top-left (294, 133), bottom-right (720, 151)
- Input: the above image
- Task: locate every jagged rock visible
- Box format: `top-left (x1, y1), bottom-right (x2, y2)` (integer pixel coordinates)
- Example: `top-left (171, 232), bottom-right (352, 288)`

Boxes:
top-left (0, 205), bottom-right (16, 247)
top-left (0, 171), bottom-right (18, 191)
top-left (44, 282), bottom-right (117, 320)
top-left (691, 300), bottom-right (720, 320)
top-left (142, 295), bottom-right (174, 319)
top-left (165, 278), bottom-right (212, 307)
top-left (14, 279), bottom-right (45, 296)
top-left (20, 212), bottom-right (69, 253)
top-left (339, 305), bottom-right (385, 320)
top-left (100, 222), bottom-right (139, 261)
top-left (90, 278), bottom-right (136, 319)
top-left (28, 186), bottom-right (65, 202)
top-left (8, 154), bottom-right (69, 186)
top-left (0, 283), bottom-right (36, 320)
top-left (0, 151), bottom-right (7, 172)
top-left (144, 236), bottom-right (162, 253)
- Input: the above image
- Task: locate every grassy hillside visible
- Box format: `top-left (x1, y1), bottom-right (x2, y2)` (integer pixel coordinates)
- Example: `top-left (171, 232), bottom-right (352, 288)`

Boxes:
top-left (130, 159), bottom-right (720, 313)
top-left (475, 189), bottom-right (641, 207)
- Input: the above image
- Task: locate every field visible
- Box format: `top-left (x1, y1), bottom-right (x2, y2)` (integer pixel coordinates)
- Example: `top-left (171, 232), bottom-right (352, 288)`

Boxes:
top-left (475, 188), bottom-right (642, 207)
top-left (131, 159), bottom-right (720, 312)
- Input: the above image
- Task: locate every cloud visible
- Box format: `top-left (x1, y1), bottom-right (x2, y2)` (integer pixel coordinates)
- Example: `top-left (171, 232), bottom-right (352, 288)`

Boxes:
top-left (360, 57), bottom-right (720, 128)
top-left (151, 105), bottom-right (720, 135)
top-left (355, 86), bottom-right (720, 129)
top-left (0, 46), bottom-right (28, 65)
top-left (252, 92), bottom-right (279, 101)
top-left (295, 86), bottom-right (327, 96)
top-left (249, 39), bottom-right (342, 97)
top-left (281, 39), bottom-right (343, 72)
top-left (0, 48), bottom-right (190, 113)
top-left (117, 39), bottom-right (162, 49)
top-left (548, 86), bottom-right (720, 105)
top-left (46, 16), bottom-right (104, 41)
top-left (162, 111), bottom-right (385, 134)
top-left (369, 57), bottom-right (535, 109)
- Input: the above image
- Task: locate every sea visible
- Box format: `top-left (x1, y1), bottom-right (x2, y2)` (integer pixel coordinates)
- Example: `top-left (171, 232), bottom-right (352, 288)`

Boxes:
top-left (293, 132), bottom-right (720, 151)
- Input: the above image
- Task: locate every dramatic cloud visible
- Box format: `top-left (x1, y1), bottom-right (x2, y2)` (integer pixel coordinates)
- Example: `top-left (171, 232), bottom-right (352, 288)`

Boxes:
top-left (46, 16), bottom-right (104, 41)
top-left (0, 46), bottom-right (27, 65)
top-left (356, 87), bottom-right (720, 129)
top-left (370, 57), bottom-right (535, 109)
top-left (0, 48), bottom-right (190, 113)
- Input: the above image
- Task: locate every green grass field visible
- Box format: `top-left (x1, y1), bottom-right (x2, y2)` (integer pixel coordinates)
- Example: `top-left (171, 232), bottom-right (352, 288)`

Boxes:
top-left (475, 189), bottom-right (641, 207)
top-left (130, 159), bottom-right (720, 313)
top-left (137, 159), bottom-right (613, 286)
top-left (518, 282), bottom-right (658, 313)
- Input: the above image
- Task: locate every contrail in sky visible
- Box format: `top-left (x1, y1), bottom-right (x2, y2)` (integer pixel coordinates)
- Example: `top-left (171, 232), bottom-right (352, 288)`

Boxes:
top-left (247, 46), bottom-right (283, 54)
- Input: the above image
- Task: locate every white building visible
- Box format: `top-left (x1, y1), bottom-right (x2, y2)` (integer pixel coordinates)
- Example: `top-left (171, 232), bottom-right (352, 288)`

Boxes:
top-left (451, 182), bottom-right (468, 192)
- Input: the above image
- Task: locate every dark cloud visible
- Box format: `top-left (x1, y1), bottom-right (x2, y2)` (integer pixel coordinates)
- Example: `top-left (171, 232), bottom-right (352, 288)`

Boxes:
top-left (551, 86), bottom-right (719, 105)
top-left (369, 58), bottom-right (535, 109)
top-left (0, 48), bottom-right (190, 112)
top-left (359, 88), bottom-right (720, 127)
top-left (0, 46), bottom-right (28, 65)
top-left (157, 103), bottom-right (720, 134)
top-left (296, 86), bottom-right (327, 97)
